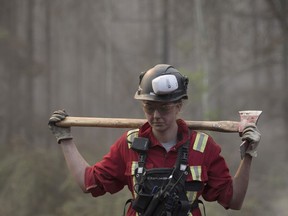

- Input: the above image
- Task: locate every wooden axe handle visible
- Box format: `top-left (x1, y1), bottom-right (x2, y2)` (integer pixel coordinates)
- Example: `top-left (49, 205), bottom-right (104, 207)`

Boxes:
top-left (57, 117), bottom-right (240, 133)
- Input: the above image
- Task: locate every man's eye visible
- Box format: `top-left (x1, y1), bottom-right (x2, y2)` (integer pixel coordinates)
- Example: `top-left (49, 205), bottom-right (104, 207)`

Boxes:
top-left (160, 106), bottom-right (170, 111)
top-left (145, 106), bottom-right (154, 111)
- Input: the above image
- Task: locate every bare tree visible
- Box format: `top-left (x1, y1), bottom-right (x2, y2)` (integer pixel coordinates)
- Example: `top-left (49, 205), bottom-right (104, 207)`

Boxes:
top-left (266, 0), bottom-right (288, 141)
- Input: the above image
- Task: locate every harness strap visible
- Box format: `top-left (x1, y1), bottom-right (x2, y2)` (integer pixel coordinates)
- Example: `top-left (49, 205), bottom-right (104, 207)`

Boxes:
top-left (198, 200), bottom-right (206, 216)
top-left (175, 137), bottom-right (189, 171)
top-left (122, 199), bottom-right (133, 216)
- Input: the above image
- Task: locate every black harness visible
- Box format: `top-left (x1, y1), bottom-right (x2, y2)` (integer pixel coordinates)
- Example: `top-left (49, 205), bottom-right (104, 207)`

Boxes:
top-left (123, 134), bottom-right (205, 216)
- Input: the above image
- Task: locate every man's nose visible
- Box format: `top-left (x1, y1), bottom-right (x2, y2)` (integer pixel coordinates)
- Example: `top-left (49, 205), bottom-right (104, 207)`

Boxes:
top-left (153, 109), bottom-right (161, 118)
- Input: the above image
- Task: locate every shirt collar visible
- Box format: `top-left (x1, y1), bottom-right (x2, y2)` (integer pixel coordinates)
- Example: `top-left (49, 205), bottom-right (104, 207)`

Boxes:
top-left (138, 119), bottom-right (190, 148)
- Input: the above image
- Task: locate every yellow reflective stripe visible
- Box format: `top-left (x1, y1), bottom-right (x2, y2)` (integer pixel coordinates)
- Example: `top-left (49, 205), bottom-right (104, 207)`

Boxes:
top-left (193, 132), bottom-right (208, 153)
top-left (186, 191), bottom-right (197, 216)
top-left (127, 129), bottom-right (139, 148)
top-left (131, 161), bottom-right (138, 198)
top-left (131, 161), bottom-right (138, 175)
top-left (186, 191), bottom-right (197, 202)
top-left (186, 191), bottom-right (197, 215)
top-left (190, 166), bottom-right (202, 181)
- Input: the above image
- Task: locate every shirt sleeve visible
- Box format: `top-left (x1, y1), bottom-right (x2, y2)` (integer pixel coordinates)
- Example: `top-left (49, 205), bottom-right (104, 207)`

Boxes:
top-left (85, 133), bottom-right (128, 197)
top-left (202, 137), bottom-right (233, 209)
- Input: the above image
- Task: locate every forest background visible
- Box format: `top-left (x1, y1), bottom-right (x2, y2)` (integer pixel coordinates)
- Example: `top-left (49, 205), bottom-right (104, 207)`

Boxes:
top-left (0, 0), bottom-right (287, 215)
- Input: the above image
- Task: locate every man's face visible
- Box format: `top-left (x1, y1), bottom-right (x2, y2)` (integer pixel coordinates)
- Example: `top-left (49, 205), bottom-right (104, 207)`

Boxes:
top-left (142, 101), bottom-right (182, 132)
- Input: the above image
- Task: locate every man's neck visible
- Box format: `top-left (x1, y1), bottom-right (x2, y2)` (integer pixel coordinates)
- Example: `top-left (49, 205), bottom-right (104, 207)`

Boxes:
top-left (153, 123), bottom-right (178, 143)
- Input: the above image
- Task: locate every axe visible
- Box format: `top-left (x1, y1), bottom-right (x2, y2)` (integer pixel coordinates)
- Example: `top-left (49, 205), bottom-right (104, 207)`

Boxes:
top-left (57, 110), bottom-right (262, 133)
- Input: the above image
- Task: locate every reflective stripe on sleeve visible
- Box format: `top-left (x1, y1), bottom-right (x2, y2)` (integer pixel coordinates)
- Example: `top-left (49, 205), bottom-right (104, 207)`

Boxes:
top-left (131, 161), bottom-right (138, 198)
top-left (190, 166), bottom-right (202, 181)
top-left (193, 132), bottom-right (208, 153)
top-left (127, 129), bottom-right (139, 149)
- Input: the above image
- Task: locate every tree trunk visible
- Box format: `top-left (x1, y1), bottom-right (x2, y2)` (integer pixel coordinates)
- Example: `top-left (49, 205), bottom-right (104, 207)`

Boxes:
top-left (26, 0), bottom-right (35, 143)
top-left (162, 0), bottom-right (169, 63)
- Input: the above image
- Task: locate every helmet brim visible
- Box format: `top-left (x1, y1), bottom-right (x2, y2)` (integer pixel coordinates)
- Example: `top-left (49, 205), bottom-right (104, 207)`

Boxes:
top-left (134, 92), bottom-right (188, 102)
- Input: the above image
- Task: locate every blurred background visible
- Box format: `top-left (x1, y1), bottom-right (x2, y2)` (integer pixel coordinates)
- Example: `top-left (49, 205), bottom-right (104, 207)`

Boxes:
top-left (0, 0), bottom-right (287, 215)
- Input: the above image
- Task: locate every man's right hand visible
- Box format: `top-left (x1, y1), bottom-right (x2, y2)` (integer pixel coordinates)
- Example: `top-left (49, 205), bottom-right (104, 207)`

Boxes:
top-left (48, 110), bottom-right (73, 144)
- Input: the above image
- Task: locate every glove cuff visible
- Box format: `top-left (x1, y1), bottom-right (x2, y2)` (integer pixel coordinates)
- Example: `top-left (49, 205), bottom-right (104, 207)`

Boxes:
top-left (246, 150), bottom-right (257, 158)
top-left (57, 136), bottom-right (73, 144)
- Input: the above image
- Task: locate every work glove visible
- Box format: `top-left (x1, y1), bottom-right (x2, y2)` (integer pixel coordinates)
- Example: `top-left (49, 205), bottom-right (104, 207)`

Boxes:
top-left (48, 109), bottom-right (73, 144)
top-left (239, 123), bottom-right (261, 159)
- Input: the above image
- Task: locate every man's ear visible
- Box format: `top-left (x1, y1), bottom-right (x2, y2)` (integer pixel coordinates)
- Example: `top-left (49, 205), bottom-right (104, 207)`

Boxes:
top-left (176, 101), bottom-right (183, 112)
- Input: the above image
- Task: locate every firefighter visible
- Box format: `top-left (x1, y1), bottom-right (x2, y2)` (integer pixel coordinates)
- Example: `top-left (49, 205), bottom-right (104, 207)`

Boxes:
top-left (49, 64), bottom-right (261, 215)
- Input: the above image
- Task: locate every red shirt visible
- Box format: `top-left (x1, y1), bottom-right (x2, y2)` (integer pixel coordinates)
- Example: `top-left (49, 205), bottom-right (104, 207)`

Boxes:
top-left (85, 119), bottom-right (233, 215)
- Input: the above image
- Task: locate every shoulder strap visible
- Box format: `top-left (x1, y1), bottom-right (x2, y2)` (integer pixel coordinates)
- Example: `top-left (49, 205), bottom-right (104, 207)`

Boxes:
top-left (175, 135), bottom-right (190, 172)
top-left (127, 129), bottom-right (149, 182)
top-left (132, 137), bottom-right (149, 182)
top-left (172, 131), bottom-right (191, 191)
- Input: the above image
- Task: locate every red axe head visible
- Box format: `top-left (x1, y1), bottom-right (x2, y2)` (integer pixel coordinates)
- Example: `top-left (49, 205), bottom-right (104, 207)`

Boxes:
top-left (238, 110), bottom-right (262, 133)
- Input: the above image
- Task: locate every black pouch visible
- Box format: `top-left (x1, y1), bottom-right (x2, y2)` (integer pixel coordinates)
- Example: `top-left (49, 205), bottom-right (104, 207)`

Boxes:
top-left (132, 168), bottom-right (173, 213)
top-left (143, 168), bottom-right (173, 191)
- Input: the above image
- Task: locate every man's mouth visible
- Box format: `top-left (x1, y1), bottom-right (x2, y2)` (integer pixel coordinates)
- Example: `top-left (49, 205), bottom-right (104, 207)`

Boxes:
top-left (152, 121), bottom-right (164, 126)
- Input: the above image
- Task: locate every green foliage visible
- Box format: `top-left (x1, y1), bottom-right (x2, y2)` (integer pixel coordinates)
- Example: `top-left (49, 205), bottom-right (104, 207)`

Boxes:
top-left (176, 39), bottom-right (194, 57)
top-left (0, 146), bottom-right (70, 216)
top-left (0, 27), bottom-right (9, 40)
top-left (0, 143), bottom-right (131, 216)
top-left (180, 68), bottom-right (207, 101)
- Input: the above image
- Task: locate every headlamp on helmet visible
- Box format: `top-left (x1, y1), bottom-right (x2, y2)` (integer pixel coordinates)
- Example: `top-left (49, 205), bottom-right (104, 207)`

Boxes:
top-left (152, 75), bottom-right (178, 95)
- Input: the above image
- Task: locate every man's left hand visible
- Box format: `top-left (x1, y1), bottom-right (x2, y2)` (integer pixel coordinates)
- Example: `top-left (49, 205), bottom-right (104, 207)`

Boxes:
top-left (240, 124), bottom-right (261, 158)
